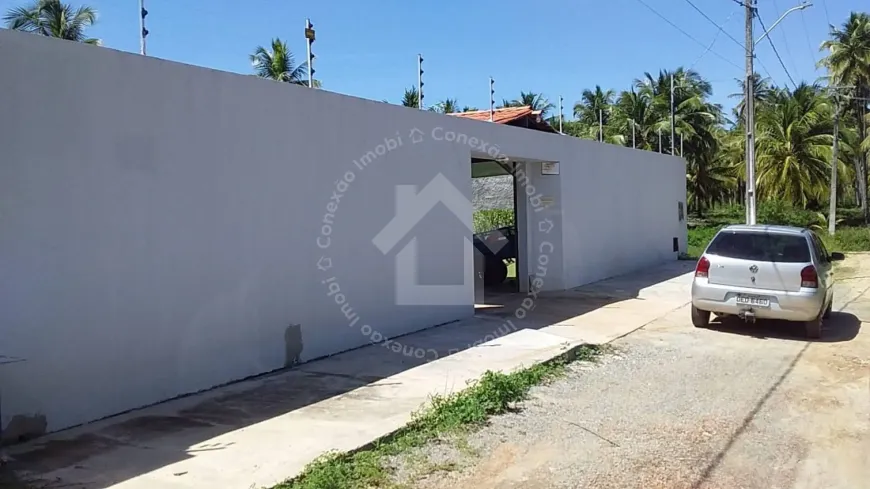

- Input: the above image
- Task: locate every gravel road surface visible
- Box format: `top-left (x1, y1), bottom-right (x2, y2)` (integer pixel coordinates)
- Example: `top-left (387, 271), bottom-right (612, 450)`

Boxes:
top-left (388, 257), bottom-right (870, 489)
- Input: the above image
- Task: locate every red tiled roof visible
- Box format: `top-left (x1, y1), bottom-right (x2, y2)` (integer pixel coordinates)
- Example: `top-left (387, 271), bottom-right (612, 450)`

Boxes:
top-left (449, 106), bottom-right (556, 133)
top-left (449, 106), bottom-right (535, 124)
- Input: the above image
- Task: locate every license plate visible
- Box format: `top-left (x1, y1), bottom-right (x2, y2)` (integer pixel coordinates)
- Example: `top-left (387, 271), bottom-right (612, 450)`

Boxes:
top-left (736, 295), bottom-right (769, 307)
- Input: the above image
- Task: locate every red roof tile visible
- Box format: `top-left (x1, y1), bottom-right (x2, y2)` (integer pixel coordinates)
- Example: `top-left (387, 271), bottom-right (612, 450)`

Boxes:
top-left (449, 106), bottom-right (535, 124)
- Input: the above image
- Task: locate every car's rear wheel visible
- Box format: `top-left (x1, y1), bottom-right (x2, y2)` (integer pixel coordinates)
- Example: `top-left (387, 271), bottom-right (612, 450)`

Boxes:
top-left (823, 298), bottom-right (833, 319)
top-left (691, 306), bottom-right (710, 328)
top-left (804, 314), bottom-right (823, 339)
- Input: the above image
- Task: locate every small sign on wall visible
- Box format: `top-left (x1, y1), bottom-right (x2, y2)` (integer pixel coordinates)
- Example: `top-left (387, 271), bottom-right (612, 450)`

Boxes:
top-left (541, 162), bottom-right (560, 175)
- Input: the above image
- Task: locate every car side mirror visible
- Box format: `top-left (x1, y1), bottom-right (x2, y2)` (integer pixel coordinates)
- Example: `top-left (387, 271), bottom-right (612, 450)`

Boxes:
top-left (830, 252), bottom-right (845, 261)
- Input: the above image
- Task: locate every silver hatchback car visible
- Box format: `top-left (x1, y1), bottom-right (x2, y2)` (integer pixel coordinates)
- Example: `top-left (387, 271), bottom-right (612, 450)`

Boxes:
top-left (691, 225), bottom-right (845, 338)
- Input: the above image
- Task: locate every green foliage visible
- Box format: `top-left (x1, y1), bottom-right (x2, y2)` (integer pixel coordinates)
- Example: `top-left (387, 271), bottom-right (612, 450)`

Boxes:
top-left (822, 227), bottom-right (870, 252)
top-left (4, 0), bottom-right (99, 44)
top-left (275, 346), bottom-right (606, 489)
top-left (686, 202), bottom-right (870, 258)
top-left (756, 201), bottom-right (820, 228)
top-left (687, 226), bottom-right (721, 258)
top-left (473, 209), bottom-right (514, 234)
top-left (250, 38), bottom-right (312, 85)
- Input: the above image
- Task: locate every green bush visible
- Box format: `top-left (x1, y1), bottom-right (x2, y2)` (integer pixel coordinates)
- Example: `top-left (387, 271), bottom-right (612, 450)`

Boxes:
top-left (688, 224), bottom-right (870, 258)
top-left (697, 202), bottom-right (863, 229)
top-left (821, 227), bottom-right (870, 252)
top-left (473, 209), bottom-right (514, 234)
top-left (756, 201), bottom-right (818, 228)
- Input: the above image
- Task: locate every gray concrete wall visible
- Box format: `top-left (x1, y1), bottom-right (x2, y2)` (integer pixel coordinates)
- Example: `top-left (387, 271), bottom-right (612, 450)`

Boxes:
top-left (0, 30), bottom-right (685, 437)
top-left (472, 176), bottom-right (513, 212)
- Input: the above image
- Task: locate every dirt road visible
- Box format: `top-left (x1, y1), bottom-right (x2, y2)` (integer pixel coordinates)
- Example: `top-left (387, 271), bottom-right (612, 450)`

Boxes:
top-left (389, 255), bottom-right (870, 489)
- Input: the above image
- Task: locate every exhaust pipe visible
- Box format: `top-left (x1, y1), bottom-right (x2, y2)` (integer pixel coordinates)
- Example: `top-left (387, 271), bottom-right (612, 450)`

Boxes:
top-left (739, 309), bottom-right (757, 323)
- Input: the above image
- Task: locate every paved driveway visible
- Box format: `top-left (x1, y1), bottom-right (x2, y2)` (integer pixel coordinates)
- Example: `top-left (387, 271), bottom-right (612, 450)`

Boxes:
top-left (388, 255), bottom-right (870, 489)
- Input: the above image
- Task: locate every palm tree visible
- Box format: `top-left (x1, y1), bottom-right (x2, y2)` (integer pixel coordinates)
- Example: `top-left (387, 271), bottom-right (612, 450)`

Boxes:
top-left (430, 98), bottom-right (459, 114)
top-left (460, 106), bottom-right (478, 112)
top-left (820, 12), bottom-right (870, 219)
top-left (573, 86), bottom-right (615, 141)
top-left (401, 87), bottom-right (420, 108)
top-left (250, 38), bottom-right (311, 85)
top-left (686, 127), bottom-right (737, 216)
top-left (729, 73), bottom-right (776, 123)
top-left (3, 0), bottom-right (99, 44)
top-left (611, 88), bottom-right (654, 148)
top-left (511, 92), bottom-right (554, 117)
top-left (755, 84), bottom-right (836, 207)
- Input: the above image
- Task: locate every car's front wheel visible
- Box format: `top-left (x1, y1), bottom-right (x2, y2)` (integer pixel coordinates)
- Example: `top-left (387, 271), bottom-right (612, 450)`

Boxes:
top-left (691, 306), bottom-right (710, 328)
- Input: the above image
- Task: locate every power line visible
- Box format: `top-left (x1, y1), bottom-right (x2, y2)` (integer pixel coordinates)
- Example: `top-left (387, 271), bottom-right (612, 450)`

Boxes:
top-left (689, 9), bottom-right (738, 69)
top-left (821, 0), bottom-right (831, 27)
top-left (770, 0), bottom-right (801, 80)
top-left (799, 8), bottom-right (818, 70)
top-left (633, 0), bottom-right (742, 70)
top-left (756, 12), bottom-right (798, 88)
top-left (683, 0), bottom-right (745, 49)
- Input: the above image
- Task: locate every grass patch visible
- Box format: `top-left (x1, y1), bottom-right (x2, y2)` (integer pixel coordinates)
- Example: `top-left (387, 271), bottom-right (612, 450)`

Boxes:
top-left (274, 345), bottom-right (607, 489)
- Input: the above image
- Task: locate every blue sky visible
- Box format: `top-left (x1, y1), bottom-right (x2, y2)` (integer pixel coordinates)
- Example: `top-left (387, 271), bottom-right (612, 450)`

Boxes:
top-left (1, 0), bottom-right (863, 116)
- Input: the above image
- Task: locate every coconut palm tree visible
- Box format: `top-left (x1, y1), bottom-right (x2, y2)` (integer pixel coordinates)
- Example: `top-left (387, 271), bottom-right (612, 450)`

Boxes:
top-left (611, 88), bottom-right (655, 148)
top-left (250, 38), bottom-right (311, 85)
top-left (572, 86), bottom-right (615, 142)
top-left (729, 73), bottom-right (776, 123)
top-left (430, 98), bottom-right (459, 114)
top-left (511, 92), bottom-right (554, 117)
top-left (686, 127), bottom-right (737, 216)
top-left (573, 86), bottom-right (614, 124)
top-left (755, 84), bottom-right (836, 207)
top-left (820, 12), bottom-right (870, 219)
top-left (500, 92), bottom-right (554, 116)
top-left (3, 0), bottom-right (99, 44)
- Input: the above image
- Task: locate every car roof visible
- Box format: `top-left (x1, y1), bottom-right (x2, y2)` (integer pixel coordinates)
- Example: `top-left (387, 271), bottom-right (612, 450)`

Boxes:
top-left (720, 224), bottom-right (809, 236)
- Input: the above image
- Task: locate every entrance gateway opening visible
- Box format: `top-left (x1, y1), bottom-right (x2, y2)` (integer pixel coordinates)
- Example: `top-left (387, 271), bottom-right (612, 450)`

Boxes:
top-left (470, 156), bottom-right (525, 306)
top-left (449, 105), bottom-right (560, 308)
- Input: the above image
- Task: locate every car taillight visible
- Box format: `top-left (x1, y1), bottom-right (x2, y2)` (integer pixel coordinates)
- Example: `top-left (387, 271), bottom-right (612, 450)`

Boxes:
top-left (801, 265), bottom-right (818, 288)
top-left (695, 256), bottom-right (710, 278)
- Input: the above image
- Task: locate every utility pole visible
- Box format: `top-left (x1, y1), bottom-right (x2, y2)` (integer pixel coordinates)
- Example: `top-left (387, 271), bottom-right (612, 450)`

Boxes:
top-left (744, 1), bottom-right (812, 224)
top-left (680, 134), bottom-right (684, 157)
top-left (744, 0), bottom-right (757, 225)
top-left (658, 128), bottom-right (662, 153)
top-left (558, 96), bottom-right (563, 134)
top-left (489, 77), bottom-right (495, 122)
top-left (305, 19), bottom-right (316, 88)
top-left (632, 120), bottom-right (636, 149)
top-left (670, 73), bottom-right (676, 155)
top-left (417, 54), bottom-right (424, 109)
top-left (139, 0), bottom-right (148, 56)
top-left (829, 95), bottom-right (840, 235)
top-left (598, 109), bottom-right (603, 142)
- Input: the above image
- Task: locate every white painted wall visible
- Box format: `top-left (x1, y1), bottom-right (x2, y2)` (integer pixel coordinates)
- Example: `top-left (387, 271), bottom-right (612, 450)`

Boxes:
top-left (0, 30), bottom-right (685, 436)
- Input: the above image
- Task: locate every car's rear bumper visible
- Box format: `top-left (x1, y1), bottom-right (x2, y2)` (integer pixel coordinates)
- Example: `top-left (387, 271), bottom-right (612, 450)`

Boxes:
top-left (691, 279), bottom-right (825, 322)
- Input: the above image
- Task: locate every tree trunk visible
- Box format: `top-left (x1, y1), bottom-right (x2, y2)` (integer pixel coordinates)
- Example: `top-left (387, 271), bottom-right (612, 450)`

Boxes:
top-left (857, 96), bottom-right (869, 222)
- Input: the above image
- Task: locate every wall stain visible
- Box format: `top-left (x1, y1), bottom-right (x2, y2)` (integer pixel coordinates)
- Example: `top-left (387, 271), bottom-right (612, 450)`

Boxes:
top-left (2, 414), bottom-right (47, 444)
top-left (284, 323), bottom-right (303, 368)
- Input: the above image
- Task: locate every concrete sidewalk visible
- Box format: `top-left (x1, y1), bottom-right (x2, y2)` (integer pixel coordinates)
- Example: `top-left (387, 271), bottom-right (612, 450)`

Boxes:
top-left (7, 261), bottom-right (695, 489)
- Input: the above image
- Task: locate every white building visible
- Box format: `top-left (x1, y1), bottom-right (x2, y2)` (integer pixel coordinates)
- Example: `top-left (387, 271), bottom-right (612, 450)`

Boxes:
top-left (0, 29), bottom-right (687, 440)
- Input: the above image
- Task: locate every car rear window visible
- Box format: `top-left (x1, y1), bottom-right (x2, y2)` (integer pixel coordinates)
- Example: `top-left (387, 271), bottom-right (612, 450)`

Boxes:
top-left (706, 231), bottom-right (811, 262)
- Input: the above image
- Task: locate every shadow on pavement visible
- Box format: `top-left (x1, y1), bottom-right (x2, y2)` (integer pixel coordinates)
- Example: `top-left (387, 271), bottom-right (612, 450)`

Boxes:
top-left (5, 261), bottom-right (694, 489)
top-left (705, 311), bottom-right (862, 343)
